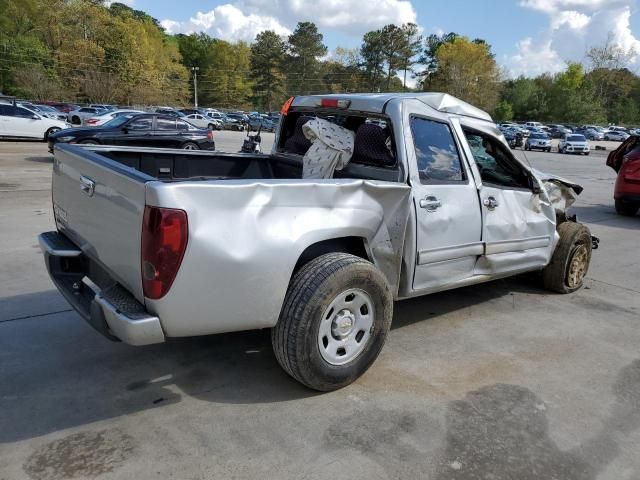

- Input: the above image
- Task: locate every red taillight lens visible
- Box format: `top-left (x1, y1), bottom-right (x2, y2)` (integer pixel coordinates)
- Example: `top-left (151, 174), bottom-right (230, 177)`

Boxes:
top-left (141, 206), bottom-right (188, 299)
top-left (87, 119), bottom-right (98, 124)
top-left (207, 130), bottom-right (214, 141)
top-left (281, 96), bottom-right (294, 115)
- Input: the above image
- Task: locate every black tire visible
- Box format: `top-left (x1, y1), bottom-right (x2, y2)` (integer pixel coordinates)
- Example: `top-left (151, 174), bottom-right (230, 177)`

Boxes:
top-left (547, 148), bottom-right (551, 152)
top-left (615, 199), bottom-right (638, 216)
top-left (79, 139), bottom-right (99, 145)
top-left (44, 127), bottom-right (60, 141)
top-left (542, 222), bottom-right (592, 294)
top-left (272, 253), bottom-right (393, 391)
top-left (181, 142), bottom-right (199, 150)
top-left (71, 116), bottom-right (80, 125)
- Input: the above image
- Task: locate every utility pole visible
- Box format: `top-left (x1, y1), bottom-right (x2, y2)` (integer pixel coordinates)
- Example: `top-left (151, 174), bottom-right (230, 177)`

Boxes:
top-left (191, 66), bottom-right (199, 108)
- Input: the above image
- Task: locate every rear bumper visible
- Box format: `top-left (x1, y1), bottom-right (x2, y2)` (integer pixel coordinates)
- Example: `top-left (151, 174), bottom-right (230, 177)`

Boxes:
top-left (38, 231), bottom-right (165, 346)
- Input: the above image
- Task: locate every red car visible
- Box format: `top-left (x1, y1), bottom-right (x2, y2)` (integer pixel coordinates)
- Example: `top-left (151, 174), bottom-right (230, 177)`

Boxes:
top-left (607, 135), bottom-right (640, 216)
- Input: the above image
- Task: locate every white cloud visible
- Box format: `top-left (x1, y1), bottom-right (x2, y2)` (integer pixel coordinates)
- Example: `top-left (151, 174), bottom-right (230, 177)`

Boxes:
top-left (506, 0), bottom-right (640, 77)
top-left (160, 0), bottom-right (416, 42)
top-left (505, 38), bottom-right (565, 77)
top-left (105, 0), bottom-right (135, 6)
top-left (161, 4), bottom-right (291, 42)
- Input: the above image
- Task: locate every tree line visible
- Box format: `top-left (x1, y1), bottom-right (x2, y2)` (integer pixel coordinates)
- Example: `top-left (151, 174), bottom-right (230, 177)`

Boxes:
top-left (1, 0), bottom-right (639, 125)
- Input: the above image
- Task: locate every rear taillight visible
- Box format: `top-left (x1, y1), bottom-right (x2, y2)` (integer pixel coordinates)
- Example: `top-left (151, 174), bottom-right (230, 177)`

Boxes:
top-left (281, 96), bottom-right (294, 115)
top-left (141, 206), bottom-right (188, 299)
top-left (207, 130), bottom-right (214, 141)
top-left (87, 118), bottom-right (98, 125)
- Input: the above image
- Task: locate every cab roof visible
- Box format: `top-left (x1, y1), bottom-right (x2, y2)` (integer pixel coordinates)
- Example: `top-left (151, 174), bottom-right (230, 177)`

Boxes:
top-left (291, 92), bottom-right (492, 122)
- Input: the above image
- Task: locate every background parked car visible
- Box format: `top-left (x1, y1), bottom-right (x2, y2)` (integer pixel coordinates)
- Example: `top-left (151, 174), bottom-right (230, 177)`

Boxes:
top-left (48, 113), bottom-right (215, 151)
top-left (605, 130), bottom-right (630, 141)
top-left (525, 132), bottom-right (552, 152)
top-left (89, 104), bottom-right (117, 112)
top-left (606, 135), bottom-right (640, 216)
top-left (43, 102), bottom-right (80, 113)
top-left (0, 103), bottom-right (69, 140)
top-left (18, 103), bottom-right (68, 121)
top-left (184, 113), bottom-right (222, 130)
top-left (85, 109), bottom-right (145, 127)
top-left (67, 106), bottom-right (107, 125)
top-left (559, 134), bottom-right (590, 155)
top-left (576, 127), bottom-right (604, 141)
top-left (248, 116), bottom-right (276, 132)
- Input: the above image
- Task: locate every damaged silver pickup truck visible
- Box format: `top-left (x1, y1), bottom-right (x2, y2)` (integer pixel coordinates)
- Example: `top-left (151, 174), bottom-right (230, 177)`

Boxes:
top-left (39, 93), bottom-right (595, 391)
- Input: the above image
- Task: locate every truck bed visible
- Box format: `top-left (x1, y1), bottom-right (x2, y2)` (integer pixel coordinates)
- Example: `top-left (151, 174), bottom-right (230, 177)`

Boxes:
top-left (91, 145), bottom-right (403, 183)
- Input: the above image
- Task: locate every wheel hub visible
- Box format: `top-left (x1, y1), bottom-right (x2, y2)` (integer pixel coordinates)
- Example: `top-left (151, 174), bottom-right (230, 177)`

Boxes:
top-left (568, 245), bottom-right (588, 288)
top-left (318, 288), bottom-right (374, 366)
top-left (331, 310), bottom-right (355, 339)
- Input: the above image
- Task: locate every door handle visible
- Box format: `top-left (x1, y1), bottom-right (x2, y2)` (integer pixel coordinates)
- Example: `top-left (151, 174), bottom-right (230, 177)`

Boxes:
top-left (79, 175), bottom-right (95, 197)
top-left (483, 196), bottom-right (499, 210)
top-left (419, 195), bottom-right (441, 211)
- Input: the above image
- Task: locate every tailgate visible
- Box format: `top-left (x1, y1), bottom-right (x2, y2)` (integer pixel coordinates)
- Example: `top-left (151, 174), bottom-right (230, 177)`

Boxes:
top-left (52, 144), bottom-right (153, 302)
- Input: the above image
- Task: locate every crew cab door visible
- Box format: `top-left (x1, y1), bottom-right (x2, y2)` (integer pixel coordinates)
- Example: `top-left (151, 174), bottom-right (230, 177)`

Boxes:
top-left (111, 116), bottom-right (154, 147)
top-left (408, 114), bottom-right (483, 291)
top-left (458, 126), bottom-right (556, 275)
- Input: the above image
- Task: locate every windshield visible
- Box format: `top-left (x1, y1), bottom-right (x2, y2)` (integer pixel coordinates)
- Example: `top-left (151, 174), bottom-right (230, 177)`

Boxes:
top-left (567, 135), bottom-right (586, 142)
top-left (531, 133), bottom-right (548, 139)
top-left (103, 115), bottom-right (135, 128)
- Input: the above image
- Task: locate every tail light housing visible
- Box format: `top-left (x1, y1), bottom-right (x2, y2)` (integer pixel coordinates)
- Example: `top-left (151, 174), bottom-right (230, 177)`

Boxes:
top-left (207, 130), bottom-right (214, 141)
top-left (87, 118), bottom-right (99, 125)
top-left (281, 96), bottom-right (294, 116)
top-left (141, 206), bottom-right (188, 299)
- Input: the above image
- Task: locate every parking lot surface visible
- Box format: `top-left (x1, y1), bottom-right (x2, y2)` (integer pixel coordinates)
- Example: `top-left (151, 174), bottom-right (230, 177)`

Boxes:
top-left (1, 133), bottom-right (639, 480)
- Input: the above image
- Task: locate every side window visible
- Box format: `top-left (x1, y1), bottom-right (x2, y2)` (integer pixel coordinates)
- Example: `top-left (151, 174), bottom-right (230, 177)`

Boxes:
top-left (156, 118), bottom-right (177, 130)
top-left (410, 117), bottom-right (465, 183)
top-left (463, 129), bottom-right (530, 189)
top-left (15, 107), bottom-right (35, 118)
top-left (0, 105), bottom-right (15, 116)
top-left (127, 117), bottom-right (152, 130)
top-left (176, 120), bottom-right (189, 131)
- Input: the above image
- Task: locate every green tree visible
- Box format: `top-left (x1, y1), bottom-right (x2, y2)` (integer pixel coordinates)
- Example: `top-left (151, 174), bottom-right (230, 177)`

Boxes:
top-left (423, 36), bottom-right (501, 112)
top-left (286, 22), bottom-right (327, 94)
top-left (250, 30), bottom-right (286, 111)
top-left (494, 100), bottom-right (514, 122)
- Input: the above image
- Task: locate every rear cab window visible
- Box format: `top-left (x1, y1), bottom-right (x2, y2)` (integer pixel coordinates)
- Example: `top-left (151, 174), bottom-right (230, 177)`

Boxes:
top-left (277, 110), bottom-right (401, 181)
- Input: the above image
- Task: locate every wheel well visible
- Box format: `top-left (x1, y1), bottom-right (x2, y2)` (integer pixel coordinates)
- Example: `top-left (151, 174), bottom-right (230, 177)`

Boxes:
top-left (294, 237), bottom-right (370, 273)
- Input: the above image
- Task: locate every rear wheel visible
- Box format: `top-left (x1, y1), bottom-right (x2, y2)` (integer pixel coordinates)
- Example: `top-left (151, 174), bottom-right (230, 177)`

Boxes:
top-left (272, 253), bottom-right (393, 391)
top-left (79, 139), bottom-right (99, 145)
top-left (615, 199), bottom-right (639, 216)
top-left (71, 116), bottom-right (81, 125)
top-left (182, 142), bottom-right (199, 150)
top-left (542, 222), bottom-right (592, 293)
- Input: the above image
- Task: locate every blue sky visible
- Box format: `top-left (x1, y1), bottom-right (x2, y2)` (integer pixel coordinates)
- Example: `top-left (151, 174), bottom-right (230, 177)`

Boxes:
top-left (128, 0), bottom-right (640, 77)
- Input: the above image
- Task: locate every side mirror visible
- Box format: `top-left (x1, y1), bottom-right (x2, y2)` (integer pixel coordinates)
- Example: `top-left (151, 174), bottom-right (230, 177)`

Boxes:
top-left (32, 114), bottom-right (40, 120)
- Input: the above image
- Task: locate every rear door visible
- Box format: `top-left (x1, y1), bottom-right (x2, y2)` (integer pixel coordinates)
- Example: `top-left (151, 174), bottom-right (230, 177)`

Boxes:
top-left (151, 117), bottom-right (182, 148)
top-left (408, 115), bottom-right (483, 291)
top-left (459, 126), bottom-right (556, 275)
top-left (0, 104), bottom-right (12, 136)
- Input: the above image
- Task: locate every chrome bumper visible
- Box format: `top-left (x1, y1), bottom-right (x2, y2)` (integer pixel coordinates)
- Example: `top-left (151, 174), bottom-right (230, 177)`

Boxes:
top-left (38, 231), bottom-right (165, 346)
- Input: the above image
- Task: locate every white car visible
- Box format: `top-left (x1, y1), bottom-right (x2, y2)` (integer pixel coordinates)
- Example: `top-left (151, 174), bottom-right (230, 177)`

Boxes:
top-left (184, 113), bottom-right (222, 130)
top-left (558, 134), bottom-right (590, 155)
top-left (67, 106), bottom-right (107, 125)
top-left (0, 103), bottom-right (69, 140)
top-left (604, 130), bottom-right (630, 142)
top-left (85, 109), bottom-right (145, 127)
